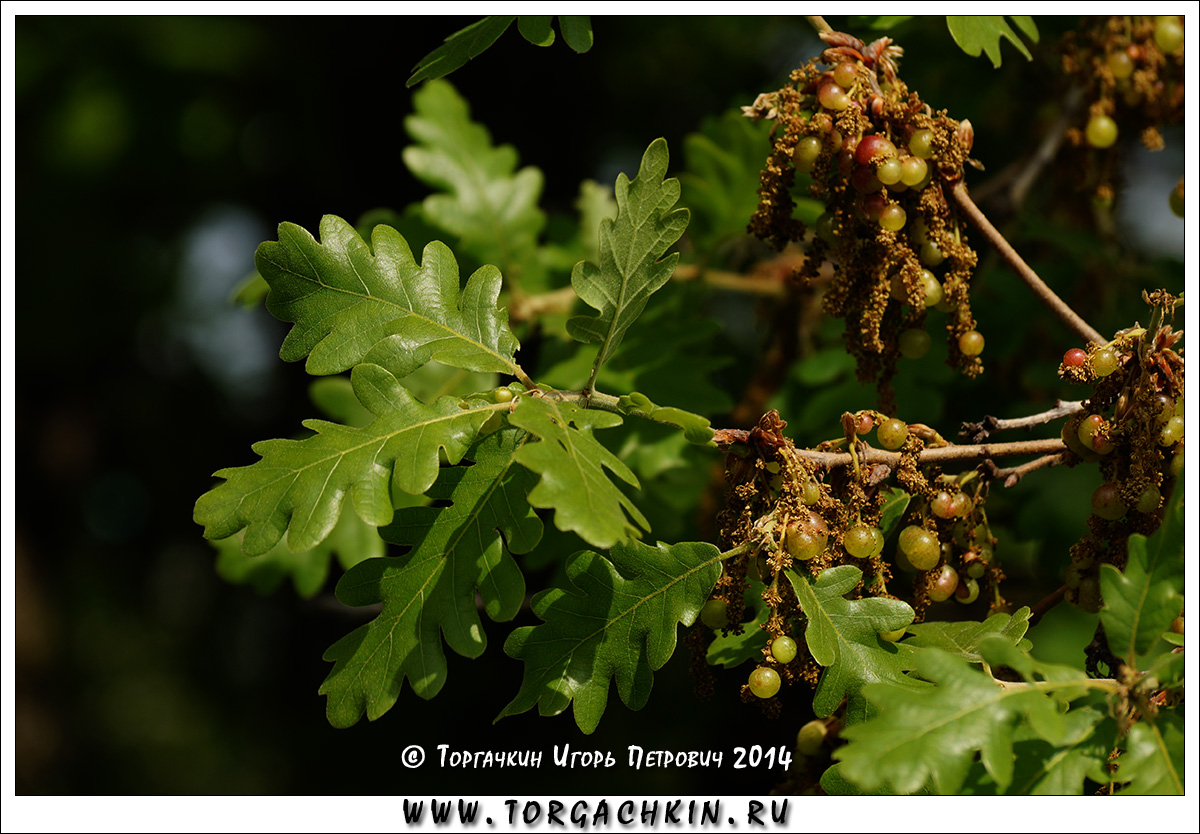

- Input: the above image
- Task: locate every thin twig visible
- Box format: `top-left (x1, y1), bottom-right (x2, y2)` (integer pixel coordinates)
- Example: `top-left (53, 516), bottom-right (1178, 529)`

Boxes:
top-left (776, 437), bottom-right (1067, 470)
top-left (961, 400), bottom-right (1084, 443)
top-left (508, 263), bottom-right (791, 324)
top-left (952, 182), bottom-right (1106, 347)
top-left (1010, 86), bottom-right (1086, 208)
top-left (673, 264), bottom-right (787, 296)
top-left (984, 453), bottom-right (1067, 488)
top-left (805, 15), bottom-right (834, 35)
top-left (550, 387), bottom-right (1069, 474)
top-left (971, 87), bottom-right (1085, 209)
top-left (1028, 583), bottom-right (1069, 628)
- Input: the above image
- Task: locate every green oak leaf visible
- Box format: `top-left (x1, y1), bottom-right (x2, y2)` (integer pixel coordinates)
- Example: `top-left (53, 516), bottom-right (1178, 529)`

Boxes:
top-left (835, 636), bottom-right (1094, 794)
top-left (407, 17), bottom-right (592, 87)
top-left (904, 607), bottom-right (1033, 663)
top-left (230, 269), bottom-right (268, 308)
top-left (497, 539), bottom-right (722, 734)
top-left (1143, 647), bottom-right (1184, 690)
top-left (256, 215), bottom-right (519, 380)
top-left (1005, 710), bottom-right (1115, 795)
top-left (1113, 712), bottom-right (1185, 795)
top-left (1101, 479), bottom-right (1184, 662)
top-left (960, 709), bottom-right (1115, 795)
top-left (194, 363), bottom-right (496, 556)
top-left (403, 80), bottom-right (546, 284)
top-left (785, 565), bottom-right (922, 723)
top-left (320, 429), bottom-right (540, 727)
top-left (515, 16), bottom-right (592, 51)
top-left (820, 762), bottom-right (934, 795)
top-left (573, 179), bottom-right (619, 261)
top-left (211, 375), bottom-right (386, 596)
top-left (516, 15), bottom-right (554, 46)
top-left (509, 395), bottom-right (648, 549)
top-left (213, 499), bottom-right (385, 599)
top-left (567, 138), bottom-right (690, 387)
top-left (619, 392), bottom-right (713, 445)
top-left (679, 110), bottom-right (774, 249)
top-left (556, 17), bottom-right (593, 53)
top-left (406, 17), bottom-right (515, 87)
top-left (946, 16), bottom-right (1039, 67)
top-left (307, 376), bottom-right (373, 427)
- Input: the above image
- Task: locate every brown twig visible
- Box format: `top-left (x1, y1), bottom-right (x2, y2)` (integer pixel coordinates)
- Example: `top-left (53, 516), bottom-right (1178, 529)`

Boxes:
top-left (1011, 86), bottom-right (1086, 208)
top-left (984, 453), bottom-right (1067, 488)
top-left (773, 437), bottom-right (1067, 470)
top-left (971, 87), bottom-right (1086, 210)
top-left (508, 263), bottom-right (792, 324)
top-left (1028, 584), bottom-right (1068, 628)
top-left (961, 400), bottom-right (1084, 443)
top-left (673, 264), bottom-right (787, 296)
top-left (952, 182), bottom-right (1106, 347)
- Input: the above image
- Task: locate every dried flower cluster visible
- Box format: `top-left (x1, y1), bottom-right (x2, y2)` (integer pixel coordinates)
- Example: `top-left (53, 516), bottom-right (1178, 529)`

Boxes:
top-left (746, 30), bottom-right (983, 410)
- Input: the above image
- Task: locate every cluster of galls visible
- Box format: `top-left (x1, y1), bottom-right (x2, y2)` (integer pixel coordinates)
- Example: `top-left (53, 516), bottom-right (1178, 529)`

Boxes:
top-left (1060, 16), bottom-right (1185, 206)
top-left (1057, 292), bottom-right (1184, 612)
top-left (702, 408), bottom-right (1004, 711)
top-left (836, 410), bottom-right (1005, 624)
top-left (744, 30), bottom-right (982, 410)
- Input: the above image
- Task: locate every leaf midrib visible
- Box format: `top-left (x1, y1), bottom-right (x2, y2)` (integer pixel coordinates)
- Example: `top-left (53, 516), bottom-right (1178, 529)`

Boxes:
top-left (596, 188), bottom-right (667, 368)
top-left (328, 433), bottom-right (532, 715)
top-left (224, 402), bottom-right (500, 532)
top-left (523, 545), bottom-right (720, 692)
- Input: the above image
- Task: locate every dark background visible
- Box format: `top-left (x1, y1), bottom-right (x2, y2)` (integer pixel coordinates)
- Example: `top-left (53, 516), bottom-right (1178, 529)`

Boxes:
top-left (12, 15), bottom-right (1185, 796)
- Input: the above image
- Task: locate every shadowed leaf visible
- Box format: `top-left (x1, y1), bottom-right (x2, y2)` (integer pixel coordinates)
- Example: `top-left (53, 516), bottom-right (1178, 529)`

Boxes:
top-left (320, 430), bottom-right (540, 726)
top-left (498, 539), bottom-right (722, 733)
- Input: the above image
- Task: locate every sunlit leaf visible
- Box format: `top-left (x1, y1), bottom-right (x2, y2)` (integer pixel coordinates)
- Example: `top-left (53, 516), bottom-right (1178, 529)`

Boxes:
top-left (517, 16), bottom-right (554, 47)
top-left (403, 80), bottom-right (546, 283)
top-left (509, 395), bottom-right (647, 549)
top-left (557, 17), bottom-right (593, 53)
top-left (785, 565), bottom-right (922, 722)
top-left (194, 363), bottom-right (497, 555)
top-left (567, 138), bottom-right (689, 385)
top-left (835, 637), bottom-right (1096, 794)
top-left (1100, 479), bottom-right (1184, 662)
top-left (904, 607), bottom-right (1032, 663)
top-left (946, 16), bottom-right (1039, 67)
top-left (1113, 712), bottom-right (1185, 795)
top-left (619, 391), bottom-right (713, 445)
top-left (256, 215), bottom-right (520, 380)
